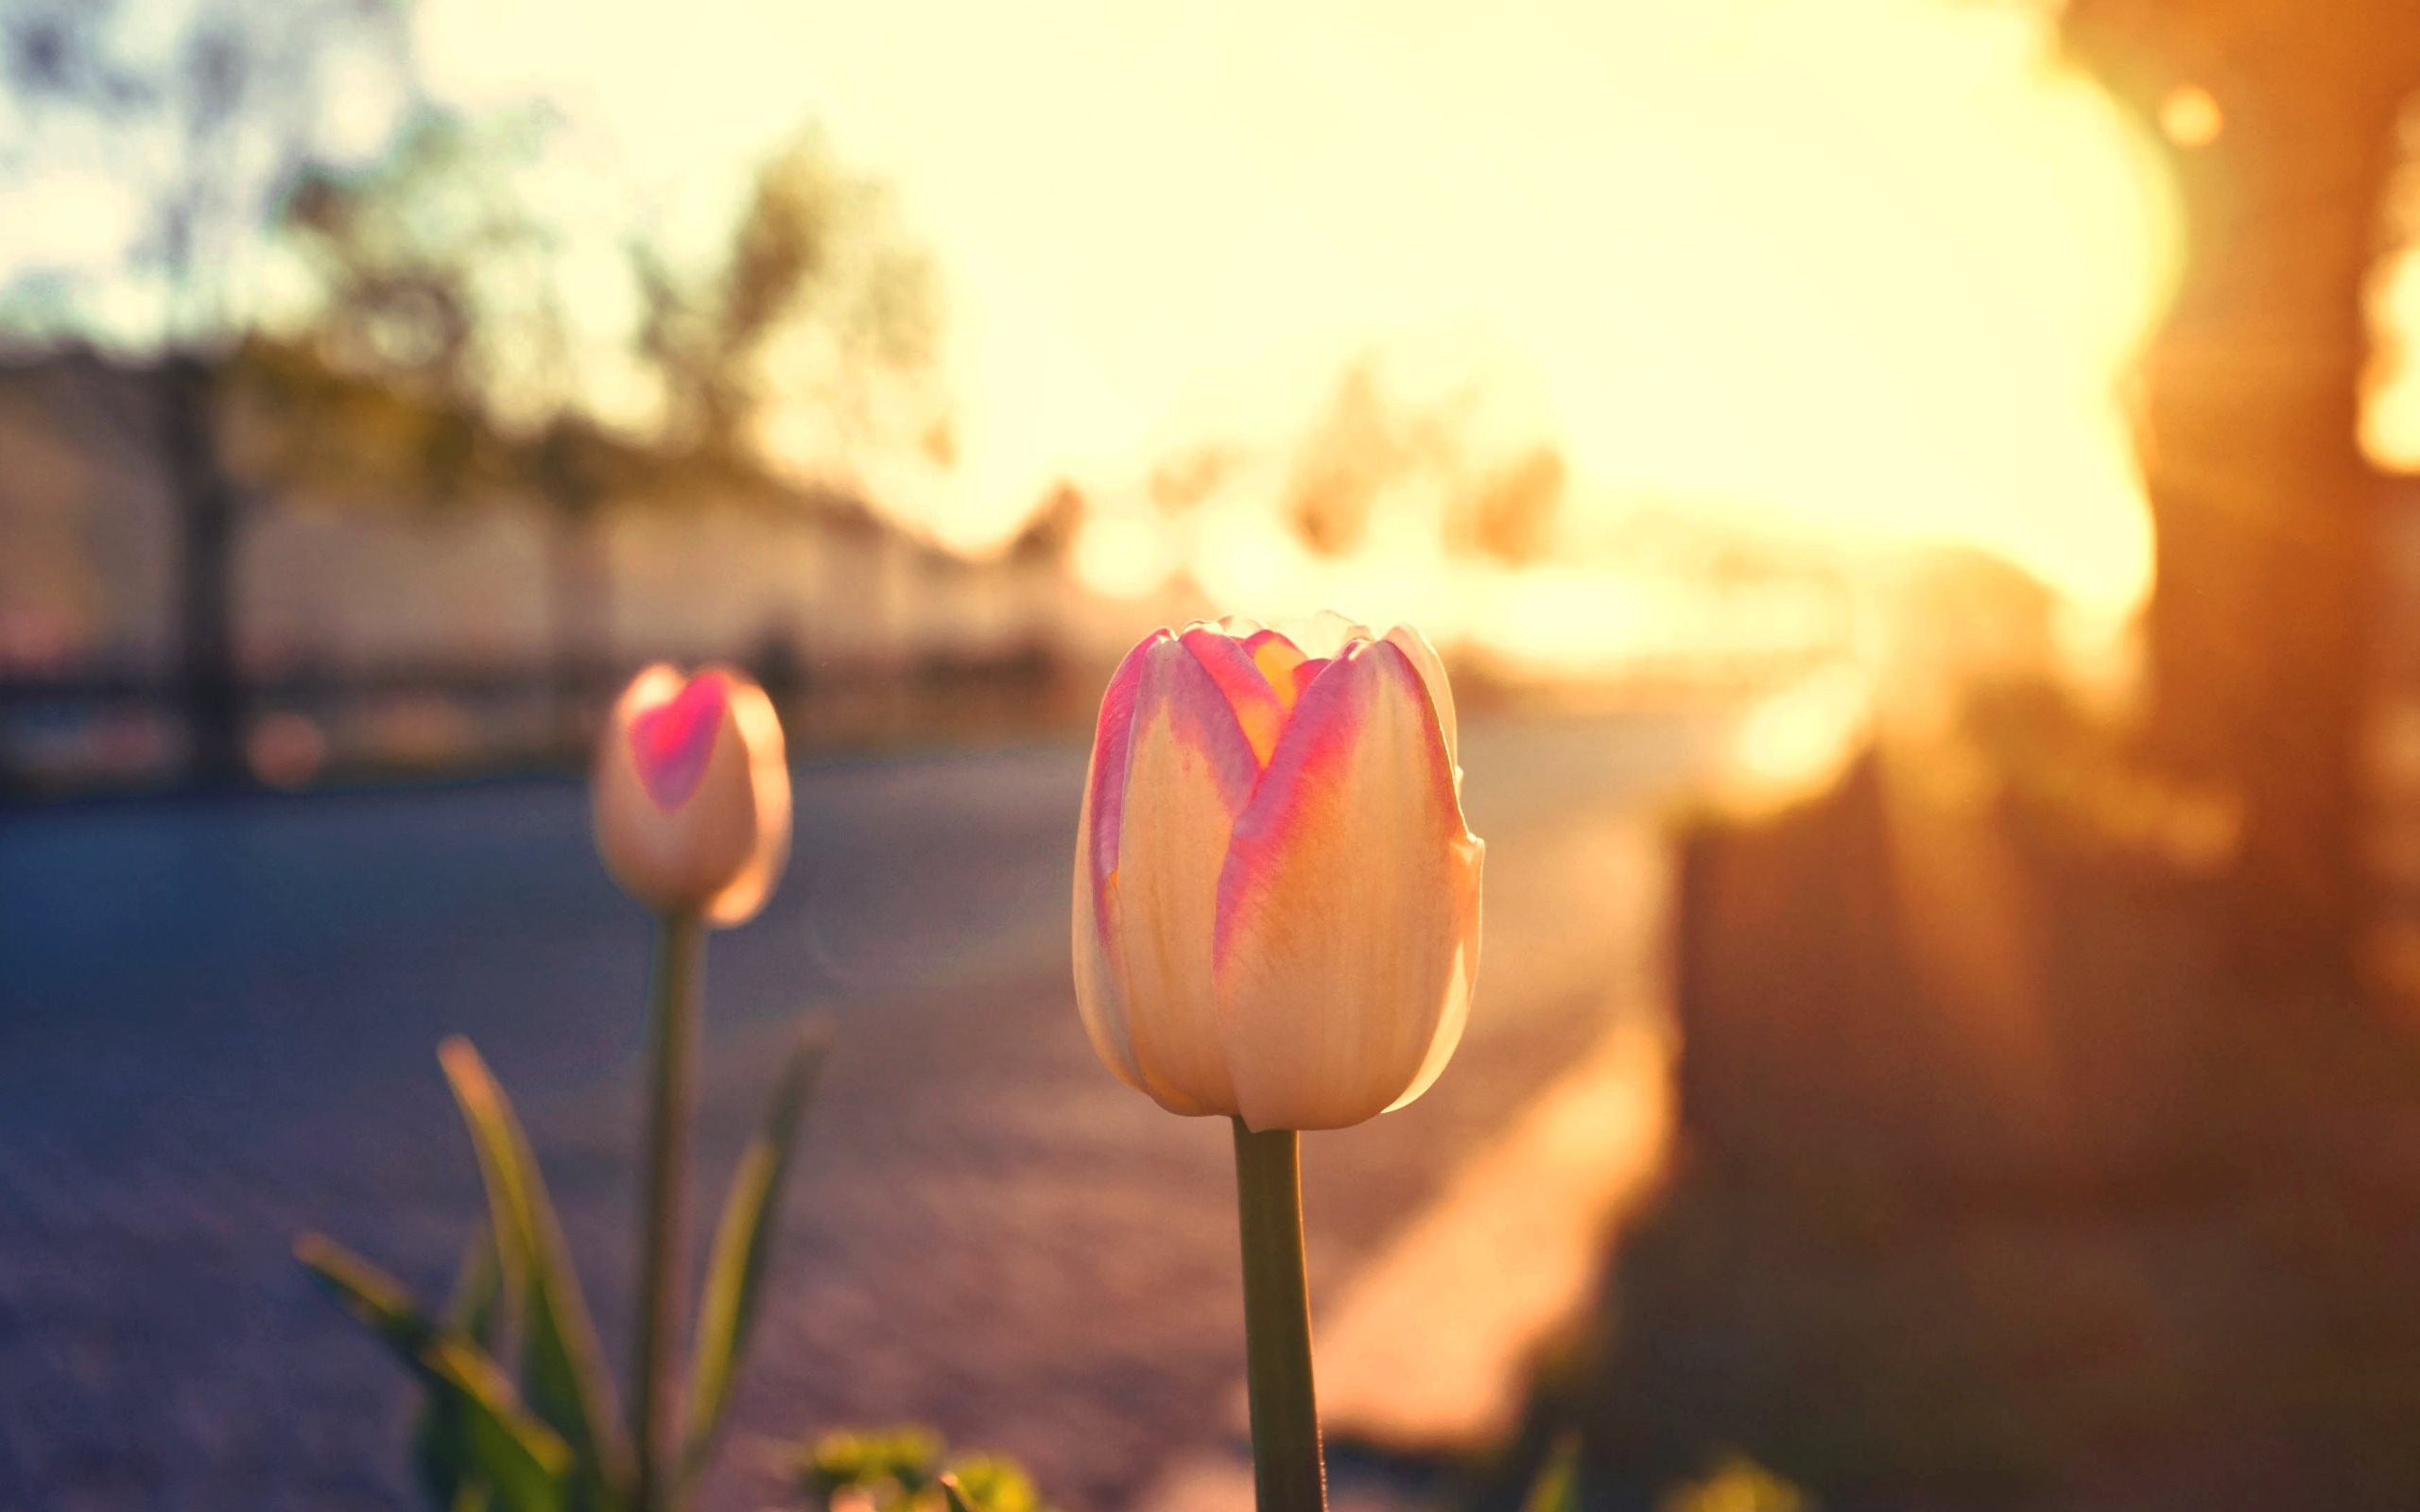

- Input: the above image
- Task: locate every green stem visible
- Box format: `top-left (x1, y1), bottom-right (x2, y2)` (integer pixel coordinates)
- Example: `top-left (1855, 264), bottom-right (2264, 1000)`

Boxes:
top-left (1232, 1119), bottom-right (1328, 1512)
top-left (634, 911), bottom-right (704, 1512)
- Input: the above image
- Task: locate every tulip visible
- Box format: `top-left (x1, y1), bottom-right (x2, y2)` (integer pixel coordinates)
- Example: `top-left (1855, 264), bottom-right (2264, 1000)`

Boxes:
top-left (591, 663), bottom-right (791, 1511)
top-left (1074, 613), bottom-right (1483, 1512)
top-left (1073, 614), bottom-right (1484, 1132)
top-left (594, 663), bottom-right (792, 928)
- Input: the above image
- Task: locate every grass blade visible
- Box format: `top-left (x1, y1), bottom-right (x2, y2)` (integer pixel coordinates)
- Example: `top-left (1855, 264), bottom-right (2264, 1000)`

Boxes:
top-left (296, 1233), bottom-right (572, 1512)
top-left (1520, 1432), bottom-right (1582, 1512)
top-left (443, 1223), bottom-right (505, 1346)
top-left (681, 1020), bottom-right (832, 1480)
top-left (415, 1227), bottom-right (506, 1508)
top-left (440, 1037), bottom-right (634, 1508)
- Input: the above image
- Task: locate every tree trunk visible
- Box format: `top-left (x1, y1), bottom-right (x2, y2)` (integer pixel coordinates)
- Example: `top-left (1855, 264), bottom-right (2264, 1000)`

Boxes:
top-left (2141, 353), bottom-right (2375, 991)
top-left (159, 353), bottom-right (246, 787)
top-left (546, 493), bottom-right (608, 760)
top-left (2135, 86), bottom-right (2403, 996)
top-left (2062, 4), bottom-right (2420, 997)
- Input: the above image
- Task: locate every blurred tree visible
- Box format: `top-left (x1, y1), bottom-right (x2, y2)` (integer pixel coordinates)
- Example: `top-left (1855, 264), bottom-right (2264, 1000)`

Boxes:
top-left (2063, 0), bottom-right (2420, 992)
top-left (272, 113), bottom-right (559, 434)
top-left (632, 129), bottom-right (948, 471)
top-left (1009, 482), bottom-right (1085, 569)
top-left (253, 109), bottom-right (617, 748)
top-left (257, 112), bottom-right (943, 749)
top-left (1146, 444), bottom-right (1241, 516)
top-left (1285, 361), bottom-right (1452, 557)
top-left (259, 115), bottom-right (947, 749)
top-left (1, 0), bottom-right (414, 782)
top-left (4, 3), bottom-right (945, 770)
top-left (1451, 444), bottom-right (1566, 566)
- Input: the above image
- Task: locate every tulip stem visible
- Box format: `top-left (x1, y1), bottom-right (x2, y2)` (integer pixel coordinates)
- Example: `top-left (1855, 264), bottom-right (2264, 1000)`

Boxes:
top-left (634, 910), bottom-right (704, 1512)
top-left (1231, 1119), bottom-right (1328, 1512)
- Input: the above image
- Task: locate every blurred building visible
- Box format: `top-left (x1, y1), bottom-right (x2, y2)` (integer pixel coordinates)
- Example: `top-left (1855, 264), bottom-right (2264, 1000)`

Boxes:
top-left (1, 348), bottom-right (1085, 676)
top-left (0, 348), bottom-right (1102, 788)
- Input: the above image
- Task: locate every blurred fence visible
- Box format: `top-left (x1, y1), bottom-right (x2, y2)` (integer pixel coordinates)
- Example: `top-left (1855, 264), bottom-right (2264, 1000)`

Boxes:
top-left (0, 642), bottom-right (1081, 799)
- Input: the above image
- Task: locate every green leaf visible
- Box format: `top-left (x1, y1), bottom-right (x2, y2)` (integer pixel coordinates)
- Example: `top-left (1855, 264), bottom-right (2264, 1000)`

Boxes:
top-left (440, 1037), bottom-right (634, 1509)
top-left (1521, 1433), bottom-right (1582, 1512)
top-left (938, 1475), bottom-right (978, 1512)
top-left (416, 1227), bottom-right (506, 1509)
top-left (1658, 1457), bottom-right (1810, 1512)
top-left (941, 1456), bottom-right (1047, 1512)
top-left (295, 1233), bottom-right (572, 1512)
top-left (680, 1020), bottom-right (832, 1480)
top-left (445, 1224), bottom-right (506, 1346)
top-left (797, 1426), bottom-right (946, 1504)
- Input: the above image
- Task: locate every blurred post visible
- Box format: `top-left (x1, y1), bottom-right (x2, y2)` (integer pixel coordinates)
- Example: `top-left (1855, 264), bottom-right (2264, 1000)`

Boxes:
top-left (2064, 0), bottom-right (2420, 993)
top-left (160, 352), bottom-right (247, 786)
top-left (538, 421), bottom-right (613, 758)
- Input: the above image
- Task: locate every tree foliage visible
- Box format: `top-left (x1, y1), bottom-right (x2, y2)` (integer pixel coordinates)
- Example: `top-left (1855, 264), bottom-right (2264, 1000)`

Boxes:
top-left (1, 0), bottom-right (414, 350)
top-left (632, 129), bottom-right (947, 467)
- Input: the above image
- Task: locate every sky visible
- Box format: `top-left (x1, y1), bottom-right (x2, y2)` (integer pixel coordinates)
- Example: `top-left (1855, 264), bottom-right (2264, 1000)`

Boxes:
top-left (404, 0), bottom-right (2187, 624)
top-left (9, 0), bottom-right (2332, 653)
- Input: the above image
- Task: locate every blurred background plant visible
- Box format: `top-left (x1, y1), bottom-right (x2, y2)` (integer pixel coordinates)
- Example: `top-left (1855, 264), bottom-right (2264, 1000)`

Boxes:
top-left (1655, 1459), bottom-right (1810, 1512)
top-left (0, 0), bottom-right (966, 790)
top-left (292, 664), bottom-right (814, 1512)
top-left (789, 1426), bottom-right (1053, 1512)
top-left (298, 1022), bottom-right (826, 1512)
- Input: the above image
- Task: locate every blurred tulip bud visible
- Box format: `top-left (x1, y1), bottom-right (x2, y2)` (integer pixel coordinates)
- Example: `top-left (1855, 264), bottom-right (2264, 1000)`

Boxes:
top-left (1074, 615), bottom-right (1484, 1130)
top-left (594, 664), bottom-right (791, 926)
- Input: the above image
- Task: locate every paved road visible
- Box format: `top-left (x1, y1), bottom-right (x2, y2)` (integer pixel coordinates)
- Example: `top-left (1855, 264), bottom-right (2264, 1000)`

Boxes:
top-left (0, 711), bottom-right (1722, 1512)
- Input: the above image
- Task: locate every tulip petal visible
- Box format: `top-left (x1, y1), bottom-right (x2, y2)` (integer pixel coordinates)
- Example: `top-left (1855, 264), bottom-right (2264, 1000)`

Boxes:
top-left (1240, 629), bottom-right (1308, 712)
top-left (630, 672), bottom-right (731, 809)
top-left (1383, 836), bottom-right (1481, 1111)
top-left (1181, 625), bottom-right (1287, 767)
top-left (1073, 633), bottom-right (1162, 1093)
top-left (1383, 623), bottom-right (1460, 771)
top-left (1286, 610), bottom-right (1374, 660)
top-left (1214, 640), bottom-right (1484, 1130)
top-left (1102, 636), bottom-right (1261, 1114)
top-left (700, 676), bottom-right (792, 926)
top-left (594, 663), bottom-right (788, 927)
top-left (1289, 657), bottom-right (1330, 706)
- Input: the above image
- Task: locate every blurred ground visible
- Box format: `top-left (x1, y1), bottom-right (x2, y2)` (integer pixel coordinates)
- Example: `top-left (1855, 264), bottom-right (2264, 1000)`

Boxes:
top-left (0, 708), bottom-right (1724, 1512)
top-left (1520, 710), bottom-right (2420, 1512)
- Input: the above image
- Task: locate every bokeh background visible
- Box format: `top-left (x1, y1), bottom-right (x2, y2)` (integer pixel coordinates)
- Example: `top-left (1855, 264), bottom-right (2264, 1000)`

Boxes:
top-left (8, 0), bottom-right (2420, 1508)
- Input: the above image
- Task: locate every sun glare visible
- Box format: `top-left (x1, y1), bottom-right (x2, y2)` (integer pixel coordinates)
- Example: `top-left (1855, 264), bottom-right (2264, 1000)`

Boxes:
top-left (415, 0), bottom-right (2184, 661)
top-left (799, 0), bottom-right (2175, 621)
top-left (2158, 84), bottom-right (2225, 150)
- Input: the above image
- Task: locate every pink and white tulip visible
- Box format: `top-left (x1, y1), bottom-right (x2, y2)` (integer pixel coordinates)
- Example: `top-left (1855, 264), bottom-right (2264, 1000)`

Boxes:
top-left (1074, 614), bottom-right (1484, 1131)
top-left (593, 664), bottom-right (792, 926)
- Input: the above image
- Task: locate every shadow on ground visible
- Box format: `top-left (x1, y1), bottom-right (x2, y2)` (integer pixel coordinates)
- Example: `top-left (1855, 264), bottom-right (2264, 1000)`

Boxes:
top-left (1495, 689), bottom-right (2420, 1511)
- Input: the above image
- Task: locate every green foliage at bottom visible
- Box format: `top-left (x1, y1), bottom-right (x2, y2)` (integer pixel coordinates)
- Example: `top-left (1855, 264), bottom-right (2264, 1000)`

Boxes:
top-left (789, 1426), bottom-right (1051, 1512)
top-left (298, 1022), bottom-right (829, 1512)
top-left (1658, 1457), bottom-right (1812, 1512)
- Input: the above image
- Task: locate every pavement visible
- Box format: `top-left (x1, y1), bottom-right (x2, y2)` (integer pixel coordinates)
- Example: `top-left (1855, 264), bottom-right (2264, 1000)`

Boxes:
top-left (0, 709), bottom-right (1722, 1512)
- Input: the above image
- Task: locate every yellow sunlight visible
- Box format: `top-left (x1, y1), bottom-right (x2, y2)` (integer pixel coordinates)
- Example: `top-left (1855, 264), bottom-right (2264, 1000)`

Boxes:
top-left (426, 0), bottom-right (2184, 658)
